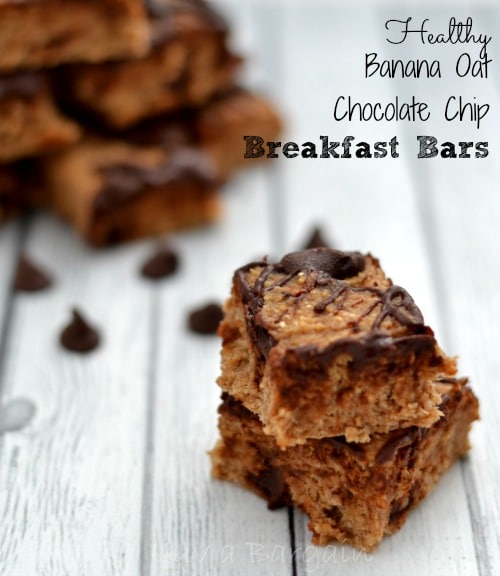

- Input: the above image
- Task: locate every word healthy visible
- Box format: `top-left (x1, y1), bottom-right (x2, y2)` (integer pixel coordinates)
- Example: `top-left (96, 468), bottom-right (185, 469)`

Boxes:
top-left (373, 17), bottom-right (492, 79)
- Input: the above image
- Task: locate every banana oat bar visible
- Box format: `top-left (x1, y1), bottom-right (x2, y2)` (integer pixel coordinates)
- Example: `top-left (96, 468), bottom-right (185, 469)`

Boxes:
top-left (42, 89), bottom-right (281, 244)
top-left (0, 72), bottom-right (80, 163)
top-left (0, 0), bottom-right (149, 72)
top-left (58, 0), bottom-right (241, 128)
top-left (211, 378), bottom-right (479, 551)
top-left (218, 248), bottom-right (457, 445)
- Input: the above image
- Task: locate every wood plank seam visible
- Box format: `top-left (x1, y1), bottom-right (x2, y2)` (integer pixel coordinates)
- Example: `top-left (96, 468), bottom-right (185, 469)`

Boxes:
top-left (254, 4), bottom-right (297, 573)
top-left (402, 133), bottom-right (487, 576)
top-left (0, 218), bottom-right (29, 409)
top-left (139, 287), bottom-right (160, 576)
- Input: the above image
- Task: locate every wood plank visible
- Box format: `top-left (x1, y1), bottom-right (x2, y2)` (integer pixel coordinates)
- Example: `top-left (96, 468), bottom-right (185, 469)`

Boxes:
top-left (0, 215), bottom-right (152, 576)
top-left (148, 169), bottom-right (293, 576)
top-left (396, 8), bottom-right (500, 571)
top-left (0, 221), bottom-right (22, 374)
top-left (383, 7), bottom-right (499, 573)
top-left (273, 4), bottom-right (480, 575)
top-left (149, 5), bottom-right (294, 573)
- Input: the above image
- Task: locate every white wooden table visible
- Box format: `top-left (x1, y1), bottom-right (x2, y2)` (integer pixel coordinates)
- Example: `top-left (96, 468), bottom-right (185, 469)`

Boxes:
top-left (0, 2), bottom-right (499, 575)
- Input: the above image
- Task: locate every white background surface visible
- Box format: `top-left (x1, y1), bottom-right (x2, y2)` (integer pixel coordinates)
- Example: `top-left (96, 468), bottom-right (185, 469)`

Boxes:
top-left (0, 2), bottom-right (499, 575)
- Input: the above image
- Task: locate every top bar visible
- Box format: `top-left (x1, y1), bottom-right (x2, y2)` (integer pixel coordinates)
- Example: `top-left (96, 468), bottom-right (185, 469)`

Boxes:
top-left (218, 248), bottom-right (457, 446)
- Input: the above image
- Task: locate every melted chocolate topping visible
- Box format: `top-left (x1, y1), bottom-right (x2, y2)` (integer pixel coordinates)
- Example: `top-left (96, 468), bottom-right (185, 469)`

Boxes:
top-left (60, 309), bottom-right (100, 353)
top-left (94, 149), bottom-right (216, 217)
top-left (13, 255), bottom-right (52, 293)
top-left (141, 247), bottom-right (179, 280)
top-left (188, 302), bottom-right (224, 335)
top-left (235, 249), bottom-right (432, 365)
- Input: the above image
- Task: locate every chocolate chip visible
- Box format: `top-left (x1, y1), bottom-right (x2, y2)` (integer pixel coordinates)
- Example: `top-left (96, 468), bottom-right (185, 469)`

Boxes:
top-left (60, 308), bottom-right (100, 353)
top-left (187, 302), bottom-right (224, 335)
top-left (13, 254), bottom-right (53, 293)
top-left (279, 248), bottom-right (365, 279)
top-left (302, 226), bottom-right (332, 249)
top-left (328, 436), bottom-right (365, 457)
top-left (324, 506), bottom-right (343, 522)
top-left (375, 429), bottom-right (420, 465)
top-left (219, 392), bottom-right (253, 420)
top-left (247, 466), bottom-right (291, 510)
top-left (140, 247), bottom-right (179, 280)
top-left (0, 72), bottom-right (44, 101)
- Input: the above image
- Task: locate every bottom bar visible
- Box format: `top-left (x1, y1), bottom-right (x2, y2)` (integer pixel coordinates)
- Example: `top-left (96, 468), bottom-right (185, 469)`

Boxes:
top-left (210, 378), bottom-right (478, 551)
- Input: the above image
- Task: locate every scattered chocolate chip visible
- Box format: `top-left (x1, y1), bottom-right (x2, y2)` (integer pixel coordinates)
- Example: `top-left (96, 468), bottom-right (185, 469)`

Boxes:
top-left (0, 398), bottom-right (36, 434)
top-left (13, 254), bottom-right (53, 292)
top-left (279, 248), bottom-right (365, 279)
top-left (140, 246), bottom-right (179, 280)
top-left (60, 308), bottom-right (100, 353)
top-left (187, 302), bottom-right (224, 335)
top-left (302, 226), bottom-right (332, 249)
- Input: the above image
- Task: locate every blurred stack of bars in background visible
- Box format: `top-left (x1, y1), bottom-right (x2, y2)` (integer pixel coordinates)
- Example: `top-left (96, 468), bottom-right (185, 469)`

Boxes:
top-left (0, 0), bottom-right (281, 245)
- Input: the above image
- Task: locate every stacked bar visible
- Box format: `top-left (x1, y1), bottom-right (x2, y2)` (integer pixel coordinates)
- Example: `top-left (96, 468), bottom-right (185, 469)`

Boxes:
top-left (57, 0), bottom-right (242, 129)
top-left (0, 0), bottom-right (281, 241)
top-left (0, 0), bottom-right (150, 223)
top-left (210, 248), bottom-right (479, 551)
top-left (43, 89), bottom-right (280, 245)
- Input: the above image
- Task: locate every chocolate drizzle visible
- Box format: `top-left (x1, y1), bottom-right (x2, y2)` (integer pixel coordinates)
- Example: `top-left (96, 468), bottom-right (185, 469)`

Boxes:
top-left (235, 248), bottom-right (433, 365)
top-left (94, 149), bottom-right (216, 217)
top-left (236, 261), bottom-right (277, 359)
